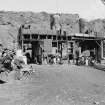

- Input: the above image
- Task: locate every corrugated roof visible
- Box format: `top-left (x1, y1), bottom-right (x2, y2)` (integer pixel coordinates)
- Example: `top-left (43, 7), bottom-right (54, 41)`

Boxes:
top-left (73, 33), bottom-right (104, 39)
top-left (74, 33), bottom-right (95, 37)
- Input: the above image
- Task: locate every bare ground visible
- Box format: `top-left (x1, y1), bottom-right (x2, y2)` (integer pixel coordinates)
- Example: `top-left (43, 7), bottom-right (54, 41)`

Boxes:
top-left (0, 64), bottom-right (105, 105)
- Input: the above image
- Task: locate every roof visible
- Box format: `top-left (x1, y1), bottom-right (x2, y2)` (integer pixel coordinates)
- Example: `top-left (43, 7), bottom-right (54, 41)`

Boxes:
top-left (74, 33), bottom-right (95, 37)
top-left (73, 33), bottom-right (104, 38)
top-left (22, 28), bottom-right (57, 35)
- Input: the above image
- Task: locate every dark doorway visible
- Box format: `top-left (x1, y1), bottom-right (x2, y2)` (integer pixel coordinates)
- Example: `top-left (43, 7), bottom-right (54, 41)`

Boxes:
top-left (79, 40), bottom-right (101, 62)
top-left (32, 41), bottom-right (42, 64)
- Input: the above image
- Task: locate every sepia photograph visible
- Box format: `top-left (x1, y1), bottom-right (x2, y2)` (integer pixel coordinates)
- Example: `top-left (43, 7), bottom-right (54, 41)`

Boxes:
top-left (0, 0), bottom-right (105, 105)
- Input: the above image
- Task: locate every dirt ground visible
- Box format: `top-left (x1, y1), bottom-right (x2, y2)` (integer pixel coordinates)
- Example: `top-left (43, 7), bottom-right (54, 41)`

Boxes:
top-left (0, 64), bottom-right (105, 105)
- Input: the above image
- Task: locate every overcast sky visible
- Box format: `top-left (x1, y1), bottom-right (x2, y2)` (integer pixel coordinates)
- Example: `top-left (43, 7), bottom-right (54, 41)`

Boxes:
top-left (0, 0), bottom-right (105, 20)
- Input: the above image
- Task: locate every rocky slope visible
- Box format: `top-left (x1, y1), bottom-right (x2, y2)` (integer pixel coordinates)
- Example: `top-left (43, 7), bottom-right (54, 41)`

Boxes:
top-left (79, 18), bottom-right (105, 37)
top-left (0, 11), bottom-right (104, 49)
top-left (0, 11), bottom-right (80, 48)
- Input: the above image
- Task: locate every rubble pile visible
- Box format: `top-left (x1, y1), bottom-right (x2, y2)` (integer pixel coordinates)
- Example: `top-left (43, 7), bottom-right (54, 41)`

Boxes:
top-left (0, 48), bottom-right (33, 82)
top-left (0, 48), bottom-right (15, 81)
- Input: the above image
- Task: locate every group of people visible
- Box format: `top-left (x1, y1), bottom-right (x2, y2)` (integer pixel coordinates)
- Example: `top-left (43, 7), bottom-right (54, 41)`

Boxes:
top-left (43, 53), bottom-right (62, 65)
top-left (23, 41), bottom-right (95, 66)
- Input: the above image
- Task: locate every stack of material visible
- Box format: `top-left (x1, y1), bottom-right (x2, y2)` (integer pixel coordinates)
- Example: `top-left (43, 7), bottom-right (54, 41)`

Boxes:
top-left (0, 49), bottom-right (15, 82)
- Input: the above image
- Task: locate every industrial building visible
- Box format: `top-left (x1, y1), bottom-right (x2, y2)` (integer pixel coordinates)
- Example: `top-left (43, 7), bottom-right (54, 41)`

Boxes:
top-left (17, 22), bottom-right (105, 64)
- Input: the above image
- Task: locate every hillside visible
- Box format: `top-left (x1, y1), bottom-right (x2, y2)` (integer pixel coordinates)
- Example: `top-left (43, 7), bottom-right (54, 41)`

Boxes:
top-left (0, 11), bottom-right (104, 49)
top-left (79, 18), bottom-right (105, 37)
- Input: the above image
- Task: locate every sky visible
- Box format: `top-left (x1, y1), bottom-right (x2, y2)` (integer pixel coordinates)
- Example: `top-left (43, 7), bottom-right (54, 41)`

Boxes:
top-left (0, 0), bottom-right (105, 20)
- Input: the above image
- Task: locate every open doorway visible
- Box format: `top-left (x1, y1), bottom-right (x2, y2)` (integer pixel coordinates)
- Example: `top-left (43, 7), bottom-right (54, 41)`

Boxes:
top-left (32, 41), bottom-right (43, 64)
top-left (79, 40), bottom-right (101, 62)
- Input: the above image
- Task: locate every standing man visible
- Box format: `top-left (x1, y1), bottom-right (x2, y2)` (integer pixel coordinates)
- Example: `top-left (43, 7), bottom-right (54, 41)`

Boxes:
top-left (75, 49), bottom-right (79, 65)
top-left (68, 49), bottom-right (73, 64)
top-left (37, 45), bottom-right (42, 65)
top-left (39, 46), bottom-right (42, 65)
top-left (73, 42), bottom-right (80, 65)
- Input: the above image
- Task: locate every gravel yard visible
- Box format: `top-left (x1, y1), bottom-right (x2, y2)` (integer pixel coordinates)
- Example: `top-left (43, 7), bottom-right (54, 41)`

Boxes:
top-left (0, 64), bottom-right (105, 105)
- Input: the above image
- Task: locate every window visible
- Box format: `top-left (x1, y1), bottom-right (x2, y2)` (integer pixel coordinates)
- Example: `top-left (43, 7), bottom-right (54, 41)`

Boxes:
top-left (52, 42), bottom-right (57, 47)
